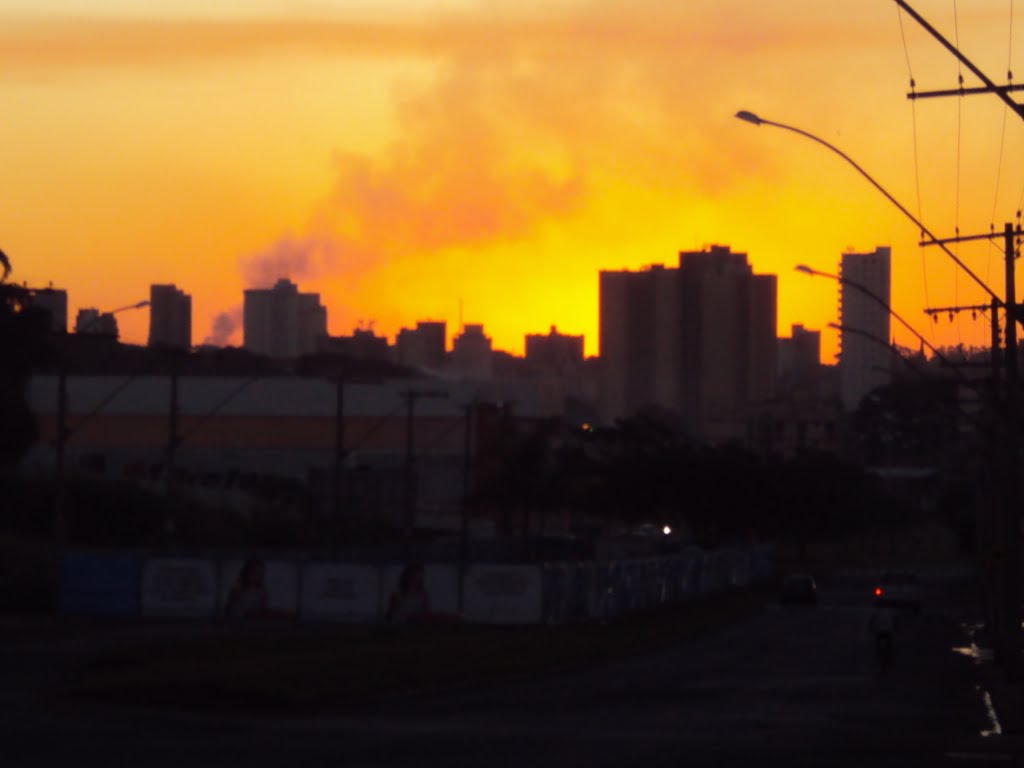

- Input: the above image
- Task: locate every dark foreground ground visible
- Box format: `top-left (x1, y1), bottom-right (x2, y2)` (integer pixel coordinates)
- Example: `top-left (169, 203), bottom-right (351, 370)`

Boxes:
top-left (0, 568), bottom-right (1016, 767)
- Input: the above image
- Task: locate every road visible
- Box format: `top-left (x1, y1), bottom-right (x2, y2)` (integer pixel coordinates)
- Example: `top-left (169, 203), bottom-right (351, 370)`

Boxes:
top-left (0, 573), bottom-right (1010, 767)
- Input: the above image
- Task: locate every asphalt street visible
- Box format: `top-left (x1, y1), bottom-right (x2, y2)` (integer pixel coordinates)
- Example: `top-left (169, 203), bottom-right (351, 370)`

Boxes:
top-left (0, 573), bottom-right (1009, 767)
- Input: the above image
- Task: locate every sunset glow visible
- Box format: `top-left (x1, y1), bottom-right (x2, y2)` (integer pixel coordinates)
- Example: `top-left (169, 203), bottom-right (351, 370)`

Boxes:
top-left (3, 1), bottom-right (1023, 360)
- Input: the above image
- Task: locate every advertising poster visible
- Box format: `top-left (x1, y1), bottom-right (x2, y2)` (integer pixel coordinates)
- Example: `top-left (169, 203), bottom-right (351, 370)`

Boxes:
top-left (462, 565), bottom-right (543, 625)
top-left (379, 564), bottom-right (459, 624)
top-left (219, 559), bottom-right (298, 619)
top-left (60, 551), bottom-right (140, 617)
top-left (301, 563), bottom-right (379, 622)
top-left (141, 557), bottom-right (218, 618)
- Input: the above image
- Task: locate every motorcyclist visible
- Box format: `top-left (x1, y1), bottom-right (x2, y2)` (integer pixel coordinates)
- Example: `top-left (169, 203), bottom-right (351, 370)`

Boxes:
top-left (869, 603), bottom-right (896, 672)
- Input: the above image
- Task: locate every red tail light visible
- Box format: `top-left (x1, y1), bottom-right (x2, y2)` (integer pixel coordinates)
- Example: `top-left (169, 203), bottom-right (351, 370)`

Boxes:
top-left (874, 587), bottom-right (882, 597)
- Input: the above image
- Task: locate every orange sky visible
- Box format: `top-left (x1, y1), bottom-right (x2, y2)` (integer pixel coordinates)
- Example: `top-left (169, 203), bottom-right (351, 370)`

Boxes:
top-left (3, 1), bottom-right (1024, 361)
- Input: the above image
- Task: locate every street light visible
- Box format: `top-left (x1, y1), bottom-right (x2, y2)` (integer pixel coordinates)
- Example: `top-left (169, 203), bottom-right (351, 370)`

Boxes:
top-left (827, 322), bottom-right (920, 379)
top-left (795, 264), bottom-right (969, 385)
top-left (827, 321), bottom-right (973, 422)
top-left (399, 388), bottom-right (448, 554)
top-left (735, 110), bottom-right (998, 306)
top-left (89, 300), bottom-right (150, 323)
top-left (53, 298), bottom-right (148, 607)
top-left (742, 108), bottom-right (1023, 677)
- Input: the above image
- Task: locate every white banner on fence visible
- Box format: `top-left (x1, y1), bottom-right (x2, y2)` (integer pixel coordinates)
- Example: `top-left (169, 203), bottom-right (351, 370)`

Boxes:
top-left (379, 564), bottom-right (459, 623)
top-left (301, 563), bottom-right (379, 622)
top-left (141, 558), bottom-right (218, 618)
top-left (219, 559), bottom-right (299, 619)
top-left (463, 565), bottom-right (543, 625)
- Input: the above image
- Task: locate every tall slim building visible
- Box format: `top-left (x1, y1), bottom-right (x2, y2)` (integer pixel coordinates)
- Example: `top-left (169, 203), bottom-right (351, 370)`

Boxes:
top-left (30, 287), bottom-right (68, 333)
top-left (148, 284), bottom-right (192, 349)
top-left (75, 308), bottom-right (118, 337)
top-left (838, 246), bottom-right (892, 411)
top-left (525, 326), bottom-right (584, 373)
top-left (451, 324), bottom-right (494, 378)
top-left (599, 245), bottom-right (777, 441)
top-left (396, 321), bottom-right (447, 369)
top-left (243, 278), bottom-right (327, 358)
top-left (778, 324), bottom-right (822, 394)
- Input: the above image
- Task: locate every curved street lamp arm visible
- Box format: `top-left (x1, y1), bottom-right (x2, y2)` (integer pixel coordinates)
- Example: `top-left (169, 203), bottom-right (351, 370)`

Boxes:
top-left (798, 265), bottom-right (962, 379)
top-left (755, 116), bottom-right (999, 306)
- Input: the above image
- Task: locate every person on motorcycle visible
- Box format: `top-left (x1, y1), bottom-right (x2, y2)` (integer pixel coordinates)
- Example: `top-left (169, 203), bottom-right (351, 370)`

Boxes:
top-left (869, 603), bottom-right (897, 672)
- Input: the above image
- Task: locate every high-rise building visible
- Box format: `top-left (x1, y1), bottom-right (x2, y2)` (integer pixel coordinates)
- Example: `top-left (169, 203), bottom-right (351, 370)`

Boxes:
top-left (317, 328), bottom-right (391, 362)
top-left (451, 324), bottom-right (494, 378)
top-left (148, 284), bottom-right (192, 350)
top-left (599, 245), bottom-right (777, 441)
top-left (243, 278), bottom-right (328, 358)
top-left (525, 326), bottom-right (584, 374)
top-left (75, 308), bottom-right (118, 337)
top-left (838, 247), bottom-right (892, 411)
top-left (396, 321), bottom-right (447, 369)
top-left (30, 286), bottom-right (68, 333)
top-left (777, 323), bottom-right (822, 394)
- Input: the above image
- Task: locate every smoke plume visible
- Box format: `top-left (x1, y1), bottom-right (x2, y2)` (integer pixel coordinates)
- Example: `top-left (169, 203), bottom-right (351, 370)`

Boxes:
top-left (202, 306), bottom-right (242, 347)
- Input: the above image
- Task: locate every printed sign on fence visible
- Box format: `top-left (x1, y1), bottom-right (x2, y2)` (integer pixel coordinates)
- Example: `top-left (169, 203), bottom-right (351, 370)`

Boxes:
top-left (301, 563), bottom-right (379, 622)
top-left (379, 564), bottom-right (459, 624)
top-left (60, 551), bottom-right (139, 617)
top-left (219, 559), bottom-right (298, 619)
top-left (141, 558), bottom-right (218, 618)
top-left (462, 565), bottom-right (543, 625)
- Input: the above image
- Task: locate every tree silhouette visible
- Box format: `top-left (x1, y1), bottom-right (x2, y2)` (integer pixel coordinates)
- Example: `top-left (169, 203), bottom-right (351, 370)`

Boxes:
top-left (0, 249), bottom-right (52, 465)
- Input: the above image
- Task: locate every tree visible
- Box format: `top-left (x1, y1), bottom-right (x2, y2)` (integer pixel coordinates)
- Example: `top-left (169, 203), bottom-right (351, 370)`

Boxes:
top-left (0, 250), bottom-right (52, 465)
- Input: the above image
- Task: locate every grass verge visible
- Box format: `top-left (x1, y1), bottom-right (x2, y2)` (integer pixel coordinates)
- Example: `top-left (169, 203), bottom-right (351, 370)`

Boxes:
top-left (68, 589), bottom-right (765, 716)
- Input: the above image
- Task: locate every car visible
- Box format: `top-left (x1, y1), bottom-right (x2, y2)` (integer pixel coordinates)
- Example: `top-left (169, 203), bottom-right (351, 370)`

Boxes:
top-left (781, 573), bottom-right (818, 605)
top-left (874, 570), bottom-right (921, 613)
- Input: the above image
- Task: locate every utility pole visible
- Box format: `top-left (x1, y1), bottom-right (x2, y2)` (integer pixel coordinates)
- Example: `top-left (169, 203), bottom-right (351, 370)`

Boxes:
top-left (334, 377), bottom-right (346, 529)
top-left (897, 0), bottom-right (1024, 681)
top-left (1003, 222), bottom-right (1022, 681)
top-left (922, 224), bottom-right (1023, 678)
top-left (50, 300), bottom-right (148, 605)
top-left (925, 224), bottom-right (1019, 679)
top-left (166, 366), bottom-right (179, 547)
top-left (458, 400), bottom-right (475, 617)
top-left (399, 388), bottom-right (447, 553)
top-left (52, 365), bottom-right (68, 604)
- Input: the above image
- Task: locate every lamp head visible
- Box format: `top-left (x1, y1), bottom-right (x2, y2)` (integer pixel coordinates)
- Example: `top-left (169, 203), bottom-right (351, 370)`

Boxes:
top-left (794, 264), bottom-right (814, 275)
top-left (734, 110), bottom-right (763, 126)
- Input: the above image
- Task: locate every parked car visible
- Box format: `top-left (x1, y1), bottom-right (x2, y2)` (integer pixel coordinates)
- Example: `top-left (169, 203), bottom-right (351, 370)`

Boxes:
top-left (874, 570), bottom-right (921, 613)
top-left (781, 573), bottom-right (818, 605)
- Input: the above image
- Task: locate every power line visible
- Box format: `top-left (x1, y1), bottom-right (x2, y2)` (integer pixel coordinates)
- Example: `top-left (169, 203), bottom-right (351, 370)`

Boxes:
top-left (987, 0), bottom-right (1014, 284)
top-left (953, 0), bottom-right (964, 346)
top-left (897, 4), bottom-right (936, 341)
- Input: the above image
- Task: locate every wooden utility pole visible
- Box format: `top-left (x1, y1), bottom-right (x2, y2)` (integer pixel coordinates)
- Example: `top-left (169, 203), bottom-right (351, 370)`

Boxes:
top-left (897, 0), bottom-right (1024, 681)
top-left (399, 389), bottom-right (447, 550)
top-left (458, 400), bottom-right (475, 616)
top-left (334, 377), bottom-right (346, 526)
top-left (166, 366), bottom-right (179, 546)
top-left (1003, 223), bottom-right (1022, 680)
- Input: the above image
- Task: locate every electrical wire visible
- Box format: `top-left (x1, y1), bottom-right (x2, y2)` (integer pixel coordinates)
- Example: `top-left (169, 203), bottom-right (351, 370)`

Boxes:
top-left (898, 4), bottom-right (936, 343)
top-left (953, 0), bottom-right (964, 347)
top-left (987, 0), bottom-right (1014, 285)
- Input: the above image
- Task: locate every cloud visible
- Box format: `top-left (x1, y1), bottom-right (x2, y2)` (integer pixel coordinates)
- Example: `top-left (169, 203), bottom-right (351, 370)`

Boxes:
top-left (5, 1), bottom-right (916, 342)
top-left (238, 235), bottom-right (340, 289)
top-left (0, 7), bottom-right (897, 77)
top-left (228, 44), bottom-right (590, 302)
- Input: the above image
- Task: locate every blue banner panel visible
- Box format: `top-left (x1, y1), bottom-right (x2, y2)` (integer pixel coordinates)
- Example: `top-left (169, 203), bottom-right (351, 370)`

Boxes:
top-left (59, 551), bottom-right (140, 617)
